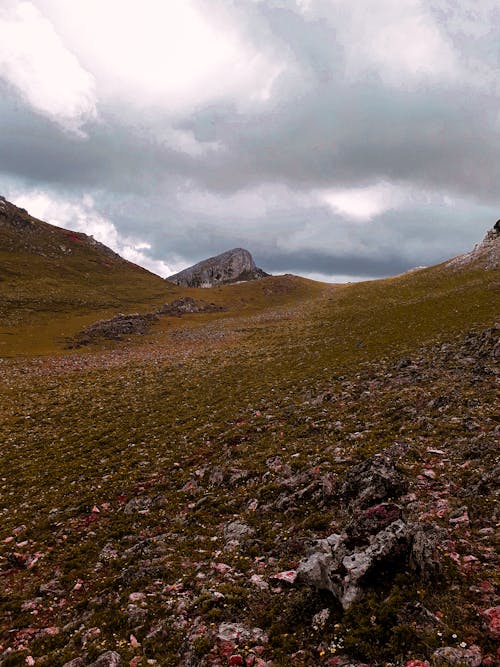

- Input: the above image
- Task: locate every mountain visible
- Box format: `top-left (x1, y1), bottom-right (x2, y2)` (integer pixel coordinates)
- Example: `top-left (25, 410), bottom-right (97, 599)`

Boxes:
top-left (167, 247), bottom-right (269, 287)
top-left (447, 219), bottom-right (500, 270)
top-left (0, 196), bottom-right (174, 333)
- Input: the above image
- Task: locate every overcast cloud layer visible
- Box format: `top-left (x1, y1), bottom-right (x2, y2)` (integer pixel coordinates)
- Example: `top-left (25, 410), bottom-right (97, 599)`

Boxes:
top-left (0, 0), bottom-right (499, 280)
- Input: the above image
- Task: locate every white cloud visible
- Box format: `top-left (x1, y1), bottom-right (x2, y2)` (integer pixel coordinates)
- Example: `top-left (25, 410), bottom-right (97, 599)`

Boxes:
top-left (298, 0), bottom-right (457, 84)
top-left (320, 182), bottom-right (412, 221)
top-left (34, 0), bottom-right (287, 117)
top-left (6, 188), bottom-right (174, 277)
top-left (0, 1), bottom-right (97, 132)
top-left (180, 183), bottom-right (313, 219)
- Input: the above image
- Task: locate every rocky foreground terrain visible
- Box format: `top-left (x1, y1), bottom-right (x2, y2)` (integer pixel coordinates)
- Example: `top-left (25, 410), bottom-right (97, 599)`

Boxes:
top-left (0, 317), bottom-right (498, 665)
top-left (0, 215), bottom-right (498, 666)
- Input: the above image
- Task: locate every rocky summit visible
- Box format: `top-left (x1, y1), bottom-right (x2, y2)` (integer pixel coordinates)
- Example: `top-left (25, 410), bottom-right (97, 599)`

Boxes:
top-left (447, 219), bottom-right (500, 271)
top-left (167, 248), bottom-right (269, 287)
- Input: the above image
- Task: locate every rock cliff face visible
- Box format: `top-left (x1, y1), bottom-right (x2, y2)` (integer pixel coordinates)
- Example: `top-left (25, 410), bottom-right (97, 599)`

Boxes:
top-left (447, 219), bottom-right (499, 270)
top-left (167, 248), bottom-right (269, 288)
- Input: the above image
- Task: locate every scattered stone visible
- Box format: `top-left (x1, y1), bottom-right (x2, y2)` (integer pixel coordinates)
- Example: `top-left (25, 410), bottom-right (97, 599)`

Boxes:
top-left (217, 623), bottom-right (268, 644)
top-left (482, 606), bottom-right (500, 639)
top-left (270, 570), bottom-right (297, 584)
top-left (341, 456), bottom-right (408, 508)
top-left (39, 579), bottom-right (65, 597)
top-left (157, 297), bottom-right (224, 316)
top-left (432, 645), bottom-right (482, 667)
top-left (123, 497), bottom-right (152, 514)
top-left (89, 651), bottom-right (122, 667)
top-left (223, 520), bottom-right (255, 548)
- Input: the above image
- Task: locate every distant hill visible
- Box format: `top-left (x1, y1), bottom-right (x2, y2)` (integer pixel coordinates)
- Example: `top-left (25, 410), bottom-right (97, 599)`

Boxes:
top-left (0, 196), bottom-right (173, 327)
top-left (167, 247), bottom-right (269, 287)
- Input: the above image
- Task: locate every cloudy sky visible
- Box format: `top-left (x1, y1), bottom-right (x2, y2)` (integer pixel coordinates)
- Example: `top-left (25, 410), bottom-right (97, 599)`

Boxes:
top-left (0, 0), bottom-right (499, 280)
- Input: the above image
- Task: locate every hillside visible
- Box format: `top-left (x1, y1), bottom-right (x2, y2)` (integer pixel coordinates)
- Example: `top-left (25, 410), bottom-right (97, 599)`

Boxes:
top-left (0, 197), bottom-right (176, 353)
top-left (0, 212), bottom-right (498, 666)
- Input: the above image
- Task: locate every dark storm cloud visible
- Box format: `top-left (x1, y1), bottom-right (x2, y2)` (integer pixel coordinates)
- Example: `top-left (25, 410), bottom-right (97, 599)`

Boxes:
top-left (0, 88), bottom-right (197, 193)
top-left (256, 250), bottom-right (412, 279)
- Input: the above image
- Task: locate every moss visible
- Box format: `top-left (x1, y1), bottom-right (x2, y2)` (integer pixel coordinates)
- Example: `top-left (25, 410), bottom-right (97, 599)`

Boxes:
top-left (192, 635), bottom-right (214, 657)
top-left (341, 582), bottom-right (425, 662)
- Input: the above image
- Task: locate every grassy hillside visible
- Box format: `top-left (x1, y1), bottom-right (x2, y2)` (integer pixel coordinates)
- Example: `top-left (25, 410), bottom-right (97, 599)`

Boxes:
top-left (0, 197), bottom-right (176, 353)
top-left (0, 207), bottom-right (498, 666)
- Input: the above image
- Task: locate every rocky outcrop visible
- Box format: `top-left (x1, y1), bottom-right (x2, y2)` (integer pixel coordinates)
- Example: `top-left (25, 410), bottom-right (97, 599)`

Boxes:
top-left (167, 248), bottom-right (269, 288)
top-left (447, 219), bottom-right (500, 270)
top-left (68, 313), bottom-right (158, 347)
top-left (157, 297), bottom-right (224, 316)
top-left (297, 457), bottom-right (444, 609)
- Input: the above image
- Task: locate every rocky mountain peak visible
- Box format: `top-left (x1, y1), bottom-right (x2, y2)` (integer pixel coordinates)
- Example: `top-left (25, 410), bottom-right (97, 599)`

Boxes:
top-left (447, 219), bottom-right (500, 271)
top-left (167, 247), bottom-right (269, 288)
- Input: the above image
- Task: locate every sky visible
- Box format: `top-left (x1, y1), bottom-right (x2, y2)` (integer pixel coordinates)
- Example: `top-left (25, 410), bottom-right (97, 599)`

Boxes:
top-left (0, 0), bottom-right (499, 281)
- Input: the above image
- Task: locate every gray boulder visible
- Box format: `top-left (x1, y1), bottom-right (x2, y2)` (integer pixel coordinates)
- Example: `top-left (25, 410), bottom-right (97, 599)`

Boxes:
top-left (296, 516), bottom-right (443, 609)
top-left (89, 652), bottom-right (122, 667)
top-left (341, 456), bottom-right (408, 508)
top-left (432, 645), bottom-right (482, 667)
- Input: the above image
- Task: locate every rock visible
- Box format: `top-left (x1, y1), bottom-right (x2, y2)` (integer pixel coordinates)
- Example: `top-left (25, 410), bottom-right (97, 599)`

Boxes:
top-left (217, 623), bottom-right (268, 644)
top-left (123, 497), bottom-right (152, 514)
top-left (62, 660), bottom-right (85, 667)
top-left (432, 645), bottom-right (482, 667)
top-left (447, 220), bottom-right (500, 270)
top-left (39, 579), bottom-right (65, 597)
top-left (223, 520), bottom-right (255, 548)
top-left (69, 313), bottom-right (158, 348)
top-left (167, 248), bottom-right (269, 288)
top-left (341, 456), bottom-right (408, 508)
top-left (482, 606), bottom-right (500, 639)
top-left (409, 523), bottom-right (446, 581)
top-left (336, 520), bottom-right (411, 609)
top-left (296, 547), bottom-right (335, 592)
top-left (157, 297), bottom-right (224, 316)
top-left (343, 503), bottom-right (403, 546)
top-left (297, 518), bottom-right (443, 610)
top-left (89, 651), bottom-right (122, 667)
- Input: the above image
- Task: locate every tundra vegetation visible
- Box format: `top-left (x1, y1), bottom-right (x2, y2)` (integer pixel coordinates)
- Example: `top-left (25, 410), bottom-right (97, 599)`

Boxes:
top-left (0, 201), bottom-right (498, 666)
